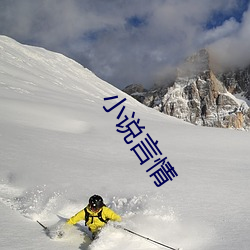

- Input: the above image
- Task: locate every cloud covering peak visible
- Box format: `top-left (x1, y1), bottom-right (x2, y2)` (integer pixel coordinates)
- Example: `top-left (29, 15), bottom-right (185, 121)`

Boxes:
top-left (0, 0), bottom-right (249, 88)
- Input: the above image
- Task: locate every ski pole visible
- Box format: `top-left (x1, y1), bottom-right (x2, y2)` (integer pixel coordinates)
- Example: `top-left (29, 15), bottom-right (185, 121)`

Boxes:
top-left (37, 220), bottom-right (48, 231)
top-left (122, 227), bottom-right (180, 250)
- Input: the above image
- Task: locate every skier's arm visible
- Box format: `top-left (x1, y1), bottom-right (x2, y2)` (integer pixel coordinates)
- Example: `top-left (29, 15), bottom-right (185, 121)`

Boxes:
top-left (67, 209), bottom-right (85, 225)
top-left (104, 207), bottom-right (122, 222)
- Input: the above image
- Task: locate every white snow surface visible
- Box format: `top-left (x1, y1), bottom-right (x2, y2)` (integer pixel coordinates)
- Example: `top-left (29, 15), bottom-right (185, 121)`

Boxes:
top-left (0, 36), bottom-right (250, 250)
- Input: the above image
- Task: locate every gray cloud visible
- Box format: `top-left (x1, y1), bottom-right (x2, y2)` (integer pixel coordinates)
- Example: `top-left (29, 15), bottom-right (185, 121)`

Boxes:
top-left (209, 6), bottom-right (250, 69)
top-left (0, 0), bottom-right (249, 89)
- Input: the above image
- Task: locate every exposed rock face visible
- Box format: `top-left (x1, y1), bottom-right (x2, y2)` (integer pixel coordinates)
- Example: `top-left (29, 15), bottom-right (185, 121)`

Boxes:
top-left (123, 49), bottom-right (250, 130)
top-left (123, 84), bottom-right (147, 103)
top-left (217, 66), bottom-right (250, 100)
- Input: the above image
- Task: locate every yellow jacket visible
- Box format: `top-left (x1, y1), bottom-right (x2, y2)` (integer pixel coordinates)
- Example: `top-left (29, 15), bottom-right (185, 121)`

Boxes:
top-left (67, 206), bottom-right (121, 233)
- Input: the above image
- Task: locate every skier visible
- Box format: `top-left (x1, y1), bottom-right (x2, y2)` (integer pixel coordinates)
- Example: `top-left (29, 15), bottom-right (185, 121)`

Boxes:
top-left (66, 194), bottom-right (122, 239)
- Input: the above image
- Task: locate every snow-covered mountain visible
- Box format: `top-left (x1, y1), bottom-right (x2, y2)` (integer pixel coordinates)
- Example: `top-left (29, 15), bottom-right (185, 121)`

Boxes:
top-left (0, 36), bottom-right (250, 250)
top-left (124, 49), bottom-right (250, 130)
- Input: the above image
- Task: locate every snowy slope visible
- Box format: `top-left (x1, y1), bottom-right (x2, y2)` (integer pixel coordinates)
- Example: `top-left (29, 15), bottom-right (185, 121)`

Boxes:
top-left (0, 36), bottom-right (250, 250)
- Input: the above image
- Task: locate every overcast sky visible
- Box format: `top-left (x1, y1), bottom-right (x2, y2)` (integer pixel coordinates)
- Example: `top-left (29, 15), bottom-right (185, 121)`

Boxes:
top-left (0, 0), bottom-right (249, 89)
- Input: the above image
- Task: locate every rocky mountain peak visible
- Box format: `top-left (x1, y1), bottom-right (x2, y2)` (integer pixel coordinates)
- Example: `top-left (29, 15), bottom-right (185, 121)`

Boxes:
top-left (123, 49), bottom-right (250, 130)
top-left (177, 48), bottom-right (210, 78)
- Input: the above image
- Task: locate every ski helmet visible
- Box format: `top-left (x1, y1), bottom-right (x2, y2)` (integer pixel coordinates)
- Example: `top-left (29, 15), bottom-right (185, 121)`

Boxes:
top-left (89, 195), bottom-right (104, 210)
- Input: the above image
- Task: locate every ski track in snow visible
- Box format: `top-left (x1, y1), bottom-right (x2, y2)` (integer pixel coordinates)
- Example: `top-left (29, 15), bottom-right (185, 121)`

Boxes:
top-left (0, 99), bottom-right (91, 134)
